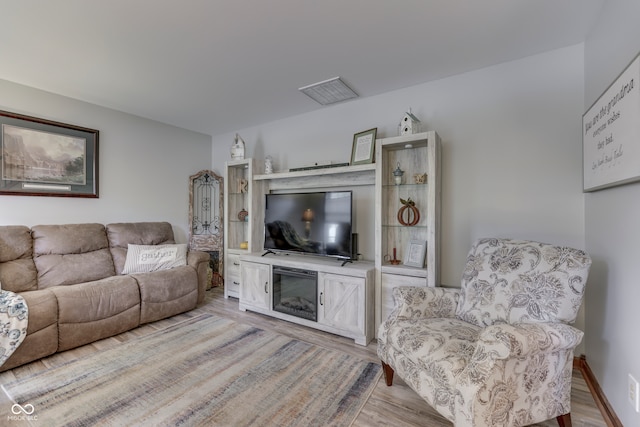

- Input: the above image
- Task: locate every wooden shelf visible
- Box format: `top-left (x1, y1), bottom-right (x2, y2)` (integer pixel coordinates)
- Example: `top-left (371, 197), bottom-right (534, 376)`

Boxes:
top-left (380, 263), bottom-right (428, 278)
top-left (254, 163), bottom-right (375, 181)
top-left (255, 163), bottom-right (375, 190)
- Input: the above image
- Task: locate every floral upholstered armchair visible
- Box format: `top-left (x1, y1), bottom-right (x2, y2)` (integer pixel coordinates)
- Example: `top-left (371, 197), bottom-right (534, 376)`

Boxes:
top-left (377, 238), bottom-right (591, 427)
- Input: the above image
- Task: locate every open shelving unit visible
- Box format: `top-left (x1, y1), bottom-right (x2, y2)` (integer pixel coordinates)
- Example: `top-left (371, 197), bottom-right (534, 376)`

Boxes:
top-left (223, 158), bottom-right (264, 298)
top-left (374, 131), bottom-right (441, 327)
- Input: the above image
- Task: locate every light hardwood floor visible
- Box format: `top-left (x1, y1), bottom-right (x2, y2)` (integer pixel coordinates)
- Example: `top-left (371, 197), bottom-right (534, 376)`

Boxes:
top-left (1, 287), bottom-right (608, 427)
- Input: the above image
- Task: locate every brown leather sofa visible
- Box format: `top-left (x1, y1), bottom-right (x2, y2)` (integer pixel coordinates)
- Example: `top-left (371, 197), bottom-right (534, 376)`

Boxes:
top-left (0, 222), bottom-right (210, 371)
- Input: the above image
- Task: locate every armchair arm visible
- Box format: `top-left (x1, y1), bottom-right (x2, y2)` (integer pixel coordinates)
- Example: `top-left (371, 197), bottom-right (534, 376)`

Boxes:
top-left (455, 322), bottom-right (583, 427)
top-left (473, 322), bottom-right (583, 362)
top-left (388, 286), bottom-right (460, 321)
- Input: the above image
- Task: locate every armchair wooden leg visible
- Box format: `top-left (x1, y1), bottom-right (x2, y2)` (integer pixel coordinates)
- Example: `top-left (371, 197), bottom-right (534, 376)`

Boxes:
top-left (556, 413), bottom-right (572, 427)
top-left (381, 361), bottom-right (394, 386)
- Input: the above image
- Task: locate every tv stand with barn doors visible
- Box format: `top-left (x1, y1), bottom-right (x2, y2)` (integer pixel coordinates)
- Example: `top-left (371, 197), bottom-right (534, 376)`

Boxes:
top-left (238, 252), bottom-right (374, 345)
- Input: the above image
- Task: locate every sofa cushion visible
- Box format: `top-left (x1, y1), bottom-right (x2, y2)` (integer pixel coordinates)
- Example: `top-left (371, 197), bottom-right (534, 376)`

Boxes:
top-left (106, 222), bottom-right (175, 274)
top-left (50, 275), bottom-right (141, 351)
top-left (133, 265), bottom-right (198, 324)
top-left (32, 223), bottom-right (116, 289)
top-left (456, 238), bottom-right (592, 327)
top-left (0, 289), bottom-right (58, 372)
top-left (0, 226), bottom-right (38, 292)
top-left (122, 243), bottom-right (187, 274)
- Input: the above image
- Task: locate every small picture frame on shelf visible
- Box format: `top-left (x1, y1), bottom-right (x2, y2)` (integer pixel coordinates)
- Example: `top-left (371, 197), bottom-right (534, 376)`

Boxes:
top-left (403, 239), bottom-right (427, 268)
top-left (350, 128), bottom-right (377, 165)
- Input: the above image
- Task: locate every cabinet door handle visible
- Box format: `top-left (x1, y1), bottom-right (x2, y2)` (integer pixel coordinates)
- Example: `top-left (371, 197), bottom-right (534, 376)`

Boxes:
top-left (319, 292), bottom-right (324, 306)
top-left (233, 281), bottom-right (239, 285)
top-left (264, 282), bottom-right (268, 293)
top-left (233, 262), bottom-right (240, 266)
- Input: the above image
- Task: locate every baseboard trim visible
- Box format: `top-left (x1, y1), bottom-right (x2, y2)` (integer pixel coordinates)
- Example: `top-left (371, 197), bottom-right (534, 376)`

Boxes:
top-left (575, 355), bottom-right (623, 427)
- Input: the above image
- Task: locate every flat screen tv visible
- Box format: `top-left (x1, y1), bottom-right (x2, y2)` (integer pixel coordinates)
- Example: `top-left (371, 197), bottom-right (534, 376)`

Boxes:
top-left (264, 191), bottom-right (353, 260)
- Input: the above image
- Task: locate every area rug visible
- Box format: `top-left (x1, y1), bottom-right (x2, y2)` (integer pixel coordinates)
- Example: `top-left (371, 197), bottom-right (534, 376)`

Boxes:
top-left (2, 314), bottom-right (381, 426)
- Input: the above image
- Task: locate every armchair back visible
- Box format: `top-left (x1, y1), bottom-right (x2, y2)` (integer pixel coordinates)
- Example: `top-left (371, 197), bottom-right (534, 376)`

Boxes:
top-left (455, 238), bottom-right (591, 327)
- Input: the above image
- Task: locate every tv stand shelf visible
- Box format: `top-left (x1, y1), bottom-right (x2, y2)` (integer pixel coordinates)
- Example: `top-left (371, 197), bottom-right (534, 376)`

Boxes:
top-left (238, 252), bottom-right (375, 345)
top-left (254, 163), bottom-right (375, 181)
top-left (254, 163), bottom-right (375, 190)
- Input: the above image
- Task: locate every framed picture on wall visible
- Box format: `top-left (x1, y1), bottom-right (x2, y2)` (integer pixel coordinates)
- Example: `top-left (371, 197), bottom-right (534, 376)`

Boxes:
top-left (0, 110), bottom-right (99, 198)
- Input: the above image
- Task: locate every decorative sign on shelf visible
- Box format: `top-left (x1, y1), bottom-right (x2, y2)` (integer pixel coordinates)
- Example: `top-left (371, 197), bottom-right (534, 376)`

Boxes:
top-left (583, 53), bottom-right (640, 192)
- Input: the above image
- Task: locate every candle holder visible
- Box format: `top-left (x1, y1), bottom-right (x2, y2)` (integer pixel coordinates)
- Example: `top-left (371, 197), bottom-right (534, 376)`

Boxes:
top-left (384, 248), bottom-right (402, 265)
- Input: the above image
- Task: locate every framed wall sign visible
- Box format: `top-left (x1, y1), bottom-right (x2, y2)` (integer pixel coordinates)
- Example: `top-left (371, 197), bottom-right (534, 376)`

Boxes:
top-left (583, 53), bottom-right (640, 192)
top-left (0, 110), bottom-right (99, 198)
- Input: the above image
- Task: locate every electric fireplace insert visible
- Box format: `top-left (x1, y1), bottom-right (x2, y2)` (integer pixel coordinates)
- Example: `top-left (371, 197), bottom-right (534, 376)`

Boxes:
top-left (272, 265), bottom-right (317, 321)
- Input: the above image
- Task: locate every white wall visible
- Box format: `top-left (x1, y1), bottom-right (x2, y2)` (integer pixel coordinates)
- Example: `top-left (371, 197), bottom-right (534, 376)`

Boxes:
top-left (213, 44), bottom-right (586, 282)
top-left (0, 79), bottom-right (212, 242)
top-left (584, 0), bottom-right (640, 425)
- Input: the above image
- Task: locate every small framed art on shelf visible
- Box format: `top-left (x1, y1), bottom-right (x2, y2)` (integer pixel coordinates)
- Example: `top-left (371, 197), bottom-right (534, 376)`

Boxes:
top-left (404, 239), bottom-right (427, 268)
top-left (350, 128), bottom-right (377, 165)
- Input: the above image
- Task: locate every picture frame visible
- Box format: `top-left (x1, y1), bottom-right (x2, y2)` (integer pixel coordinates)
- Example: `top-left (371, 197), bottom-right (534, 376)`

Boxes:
top-left (350, 128), bottom-right (377, 165)
top-left (0, 110), bottom-right (99, 198)
top-left (403, 239), bottom-right (427, 268)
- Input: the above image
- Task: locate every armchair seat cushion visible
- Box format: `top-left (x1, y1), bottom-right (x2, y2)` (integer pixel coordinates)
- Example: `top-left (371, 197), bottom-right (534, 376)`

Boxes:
top-left (381, 317), bottom-right (480, 421)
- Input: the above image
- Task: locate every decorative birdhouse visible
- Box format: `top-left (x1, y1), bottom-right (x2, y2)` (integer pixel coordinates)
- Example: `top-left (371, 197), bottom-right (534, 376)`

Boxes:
top-left (399, 108), bottom-right (421, 136)
top-left (230, 134), bottom-right (245, 160)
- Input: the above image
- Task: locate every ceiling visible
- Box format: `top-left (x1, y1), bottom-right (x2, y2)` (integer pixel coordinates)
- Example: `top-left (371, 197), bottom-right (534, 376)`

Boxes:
top-left (1, 0), bottom-right (604, 137)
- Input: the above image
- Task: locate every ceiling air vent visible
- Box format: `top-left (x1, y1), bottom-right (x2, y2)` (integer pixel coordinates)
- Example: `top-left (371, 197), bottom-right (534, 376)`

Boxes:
top-left (298, 77), bottom-right (358, 105)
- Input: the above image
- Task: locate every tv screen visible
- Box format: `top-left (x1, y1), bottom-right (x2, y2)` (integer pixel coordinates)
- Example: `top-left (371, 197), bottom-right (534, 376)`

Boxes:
top-left (264, 191), bottom-right (352, 259)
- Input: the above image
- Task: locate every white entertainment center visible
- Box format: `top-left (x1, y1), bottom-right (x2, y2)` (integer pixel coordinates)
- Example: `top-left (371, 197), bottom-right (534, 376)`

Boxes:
top-left (223, 131), bottom-right (441, 346)
top-left (238, 252), bottom-right (375, 345)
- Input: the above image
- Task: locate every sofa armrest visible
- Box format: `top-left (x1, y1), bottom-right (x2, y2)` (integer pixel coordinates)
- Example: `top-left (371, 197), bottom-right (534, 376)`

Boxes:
top-left (473, 322), bottom-right (583, 362)
top-left (187, 250), bottom-right (211, 304)
top-left (388, 286), bottom-right (460, 321)
top-left (187, 250), bottom-right (210, 267)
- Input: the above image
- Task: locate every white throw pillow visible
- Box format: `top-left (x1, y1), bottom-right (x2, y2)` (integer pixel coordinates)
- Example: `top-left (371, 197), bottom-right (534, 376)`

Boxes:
top-left (121, 244), bottom-right (187, 274)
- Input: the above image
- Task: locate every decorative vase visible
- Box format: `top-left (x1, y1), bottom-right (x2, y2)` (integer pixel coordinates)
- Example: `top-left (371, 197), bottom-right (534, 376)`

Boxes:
top-left (265, 156), bottom-right (273, 174)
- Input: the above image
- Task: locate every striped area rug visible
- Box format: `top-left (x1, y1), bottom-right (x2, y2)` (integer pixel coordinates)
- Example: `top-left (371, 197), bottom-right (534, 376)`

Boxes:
top-left (3, 314), bottom-right (381, 426)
